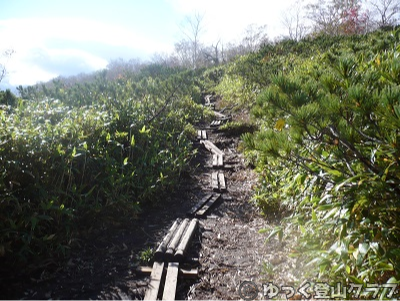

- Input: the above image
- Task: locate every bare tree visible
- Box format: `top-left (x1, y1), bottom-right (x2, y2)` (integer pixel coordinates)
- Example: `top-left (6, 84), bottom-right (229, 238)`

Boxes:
top-left (368, 0), bottom-right (400, 27)
top-left (241, 24), bottom-right (269, 52)
top-left (306, 0), bottom-right (369, 35)
top-left (221, 42), bottom-right (244, 62)
top-left (307, 0), bottom-right (345, 35)
top-left (0, 49), bottom-right (14, 84)
top-left (174, 39), bottom-right (194, 68)
top-left (106, 58), bottom-right (142, 80)
top-left (151, 52), bottom-right (180, 67)
top-left (282, 0), bottom-right (309, 40)
top-left (202, 40), bottom-right (223, 66)
top-left (178, 12), bottom-right (205, 69)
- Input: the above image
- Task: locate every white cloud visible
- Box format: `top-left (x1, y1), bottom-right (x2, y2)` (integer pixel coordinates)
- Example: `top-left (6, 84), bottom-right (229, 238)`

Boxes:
top-left (6, 47), bottom-right (110, 86)
top-left (0, 17), bottom-right (172, 53)
top-left (0, 17), bottom-right (173, 86)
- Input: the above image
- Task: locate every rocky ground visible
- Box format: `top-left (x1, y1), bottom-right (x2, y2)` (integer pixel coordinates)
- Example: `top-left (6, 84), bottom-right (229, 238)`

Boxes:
top-left (1, 103), bottom-right (307, 300)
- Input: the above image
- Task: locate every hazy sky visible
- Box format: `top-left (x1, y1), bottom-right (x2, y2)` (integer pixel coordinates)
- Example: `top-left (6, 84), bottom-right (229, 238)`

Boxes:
top-left (0, 0), bottom-right (306, 89)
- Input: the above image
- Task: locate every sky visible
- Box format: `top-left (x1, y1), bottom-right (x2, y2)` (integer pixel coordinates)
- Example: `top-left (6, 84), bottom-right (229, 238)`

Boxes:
top-left (0, 0), bottom-right (308, 90)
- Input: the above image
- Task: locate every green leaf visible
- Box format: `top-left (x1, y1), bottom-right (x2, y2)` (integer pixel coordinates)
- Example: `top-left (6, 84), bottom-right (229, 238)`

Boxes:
top-left (347, 275), bottom-right (363, 284)
top-left (265, 226), bottom-right (283, 242)
top-left (320, 165), bottom-right (342, 177)
top-left (275, 118), bottom-right (285, 131)
top-left (356, 242), bottom-right (370, 266)
top-left (43, 234), bottom-right (56, 241)
top-left (130, 135), bottom-right (135, 147)
top-left (30, 216), bottom-right (39, 231)
top-left (359, 242), bottom-right (369, 255)
top-left (312, 208), bottom-right (317, 221)
top-left (334, 174), bottom-right (364, 192)
top-left (394, 105), bottom-right (400, 119)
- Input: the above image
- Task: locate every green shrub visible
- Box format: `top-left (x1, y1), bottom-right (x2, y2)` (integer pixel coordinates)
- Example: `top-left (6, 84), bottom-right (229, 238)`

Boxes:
top-left (0, 66), bottom-right (205, 267)
top-left (244, 29), bottom-right (400, 285)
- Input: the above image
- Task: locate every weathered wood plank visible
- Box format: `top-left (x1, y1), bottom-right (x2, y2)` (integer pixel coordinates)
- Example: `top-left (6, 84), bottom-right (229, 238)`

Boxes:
top-left (162, 262), bottom-right (179, 300)
top-left (213, 110), bottom-right (227, 119)
top-left (197, 130), bottom-right (202, 140)
top-left (201, 130), bottom-right (207, 140)
top-left (136, 266), bottom-right (198, 279)
top-left (174, 219), bottom-right (198, 262)
top-left (154, 219), bottom-right (181, 261)
top-left (211, 120), bottom-right (217, 127)
top-left (187, 194), bottom-right (212, 217)
top-left (144, 261), bottom-right (165, 300)
top-left (210, 120), bottom-right (223, 127)
top-left (195, 194), bottom-right (221, 217)
top-left (212, 154), bottom-right (224, 168)
top-left (217, 154), bottom-right (223, 167)
top-left (218, 173), bottom-right (226, 191)
top-left (165, 218), bottom-right (189, 261)
top-left (200, 140), bottom-right (223, 156)
top-left (212, 154), bottom-right (218, 167)
top-left (211, 172), bottom-right (219, 191)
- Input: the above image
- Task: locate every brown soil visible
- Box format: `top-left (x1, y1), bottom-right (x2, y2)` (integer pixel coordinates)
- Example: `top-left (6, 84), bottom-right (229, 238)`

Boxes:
top-left (1, 104), bottom-right (306, 300)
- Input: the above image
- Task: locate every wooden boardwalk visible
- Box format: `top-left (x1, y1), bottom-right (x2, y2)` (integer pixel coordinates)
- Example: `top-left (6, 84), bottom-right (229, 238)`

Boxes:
top-left (143, 218), bottom-right (199, 300)
top-left (143, 109), bottom-right (229, 300)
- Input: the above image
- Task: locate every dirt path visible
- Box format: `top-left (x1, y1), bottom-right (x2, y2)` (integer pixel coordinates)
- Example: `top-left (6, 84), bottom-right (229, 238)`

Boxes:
top-left (2, 103), bottom-right (304, 300)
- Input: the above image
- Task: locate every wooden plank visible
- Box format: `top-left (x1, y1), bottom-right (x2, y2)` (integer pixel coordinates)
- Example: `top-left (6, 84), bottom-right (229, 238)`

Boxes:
top-left (222, 164), bottom-right (235, 170)
top-left (200, 140), bottom-right (223, 156)
top-left (218, 173), bottom-right (226, 191)
top-left (211, 120), bottom-right (223, 127)
top-left (201, 130), bottom-right (207, 140)
top-left (165, 218), bottom-right (189, 261)
top-left (213, 111), bottom-right (227, 119)
top-left (136, 266), bottom-right (198, 279)
top-left (211, 172), bottom-right (219, 191)
top-left (217, 154), bottom-right (223, 167)
top-left (144, 261), bottom-right (165, 300)
top-left (162, 262), bottom-right (179, 300)
top-left (212, 154), bottom-right (218, 167)
top-left (154, 219), bottom-right (181, 261)
top-left (212, 154), bottom-right (224, 168)
top-left (197, 130), bottom-right (202, 140)
top-left (195, 194), bottom-right (221, 217)
top-left (187, 194), bottom-right (212, 217)
top-left (174, 219), bottom-right (198, 262)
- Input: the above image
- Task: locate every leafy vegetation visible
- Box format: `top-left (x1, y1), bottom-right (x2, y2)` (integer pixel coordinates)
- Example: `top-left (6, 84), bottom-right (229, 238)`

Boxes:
top-left (236, 27), bottom-right (400, 285)
top-left (0, 66), bottom-right (205, 267)
top-left (137, 246), bottom-right (154, 265)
